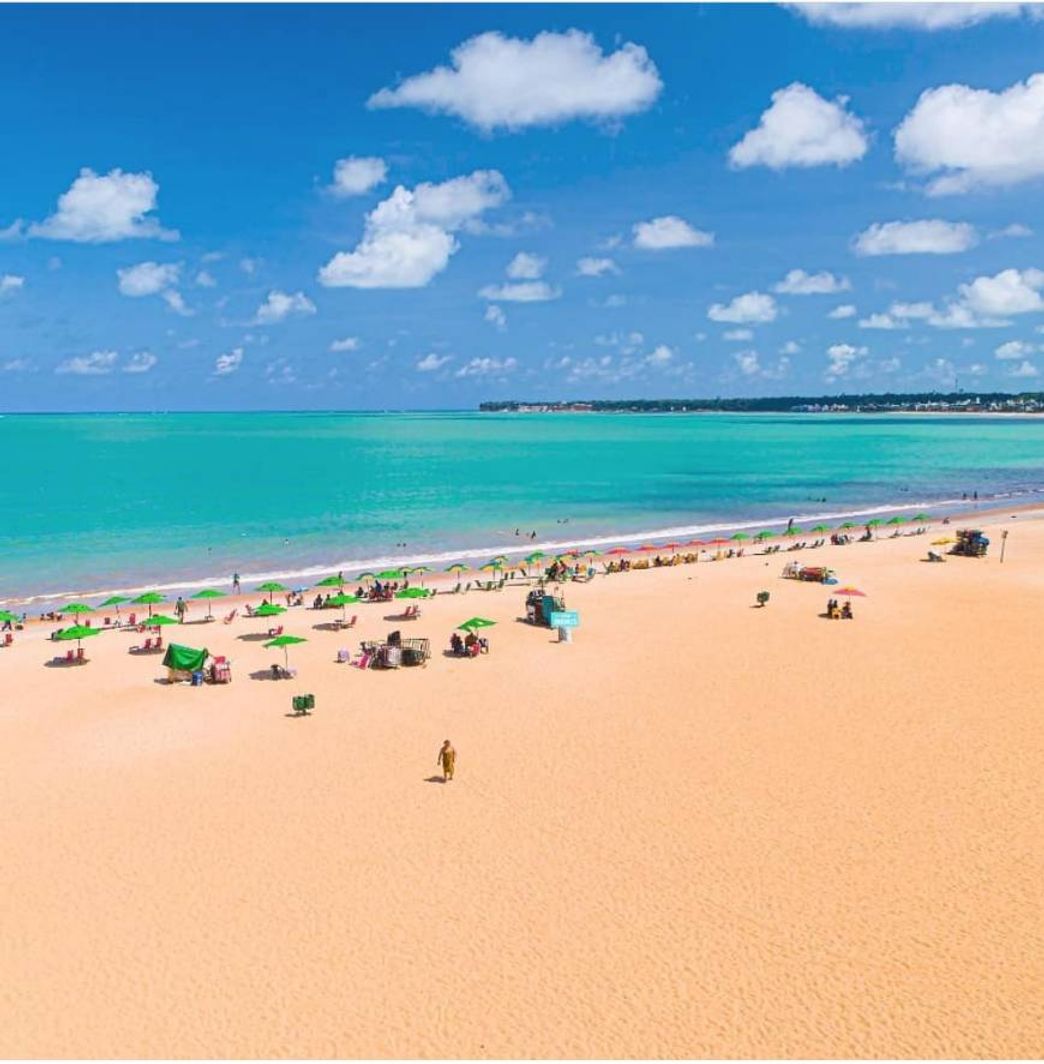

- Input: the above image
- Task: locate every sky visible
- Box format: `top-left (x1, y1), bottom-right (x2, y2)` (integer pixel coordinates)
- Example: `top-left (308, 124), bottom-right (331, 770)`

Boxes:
top-left (4, 1), bottom-right (1044, 410)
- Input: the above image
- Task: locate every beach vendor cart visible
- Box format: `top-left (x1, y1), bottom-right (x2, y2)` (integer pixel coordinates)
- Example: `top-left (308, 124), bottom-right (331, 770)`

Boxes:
top-left (162, 643), bottom-right (209, 685)
top-left (525, 588), bottom-right (566, 627)
top-left (368, 630), bottom-right (431, 669)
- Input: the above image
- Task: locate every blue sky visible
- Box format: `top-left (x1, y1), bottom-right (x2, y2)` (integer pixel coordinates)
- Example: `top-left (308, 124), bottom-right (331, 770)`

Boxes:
top-left (4, 2), bottom-right (1044, 410)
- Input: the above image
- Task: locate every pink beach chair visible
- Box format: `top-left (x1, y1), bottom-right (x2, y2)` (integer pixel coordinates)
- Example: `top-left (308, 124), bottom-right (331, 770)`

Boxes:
top-left (65, 649), bottom-right (75, 664)
top-left (268, 624), bottom-right (284, 638)
top-left (223, 608), bottom-right (237, 624)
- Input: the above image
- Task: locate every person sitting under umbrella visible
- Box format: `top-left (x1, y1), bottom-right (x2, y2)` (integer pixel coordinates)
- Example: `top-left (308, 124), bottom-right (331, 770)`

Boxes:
top-left (841, 600), bottom-right (853, 619)
top-left (450, 631), bottom-right (464, 656)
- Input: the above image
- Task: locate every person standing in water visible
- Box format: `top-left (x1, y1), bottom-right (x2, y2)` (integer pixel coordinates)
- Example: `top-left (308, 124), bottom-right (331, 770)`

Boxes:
top-left (232, 572), bottom-right (241, 593)
top-left (437, 740), bottom-right (456, 782)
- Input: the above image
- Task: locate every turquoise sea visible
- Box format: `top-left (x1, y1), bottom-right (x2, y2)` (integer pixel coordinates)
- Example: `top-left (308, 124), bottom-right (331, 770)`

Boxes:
top-left (3, 411), bottom-right (1043, 603)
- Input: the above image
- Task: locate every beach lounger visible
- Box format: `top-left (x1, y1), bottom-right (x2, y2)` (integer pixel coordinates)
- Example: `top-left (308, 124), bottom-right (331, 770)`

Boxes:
top-left (345, 614), bottom-right (357, 628)
top-left (223, 608), bottom-right (237, 624)
top-left (268, 624), bottom-right (284, 638)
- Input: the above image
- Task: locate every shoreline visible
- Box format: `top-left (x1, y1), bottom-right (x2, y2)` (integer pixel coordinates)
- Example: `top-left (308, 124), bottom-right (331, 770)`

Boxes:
top-left (6, 490), bottom-right (1041, 608)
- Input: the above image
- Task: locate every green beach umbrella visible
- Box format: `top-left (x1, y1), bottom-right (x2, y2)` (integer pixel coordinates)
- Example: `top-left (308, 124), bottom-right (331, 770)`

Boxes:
top-left (886, 515), bottom-right (906, 525)
top-left (910, 512), bottom-right (931, 523)
top-left (395, 587), bottom-right (431, 599)
top-left (256, 581), bottom-right (288, 602)
top-left (410, 565), bottom-right (432, 574)
top-left (867, 518), bottom-right (883, 526)
top-left (480, 563), bottom-right (503, 572)
top-left (784, 526), bottom-right (804, 536)
top-left (315, 575), bottom-right (344, 588)
top-left (56, 624), bottom-right (102, 654)
top-left (376, 569), bottom-right (406, 581)
top-left (254, 602), bottom-right (286, 618)
top-left (192, 588), bottom-right (226, 619)
top-left (458, 617), bottom-right (496, 631)
top-left (264, 633), bottom-right (307, 668)
top-left (132, 591), bottom-right (165, 617)
top-left (810, 524), bottom-right (831, 533)
top-left (524, 551), bottom-right (546, 563)
top-left (730, 532), bottom-right (750, 541)
top-left (488, 554), bottom-right (508, 564)
top-left (62, 603), bottom-right (94, 616)
top-left (0, 609), bottom-right (19, 624)
top-left (838, 522), bottom-right (857, 530)
top-left (754, 530), bottom-right (774, 540)
top-left (98, 594), bottom-right (128, 618)
top-left (356, 572), bottom-right (376, 582)
top-left (327, 592), bottom-right (359, 622)
top-left (147, 614), bottom-right (180, 627)
top-left (444, 563), bottom-right (469, 574)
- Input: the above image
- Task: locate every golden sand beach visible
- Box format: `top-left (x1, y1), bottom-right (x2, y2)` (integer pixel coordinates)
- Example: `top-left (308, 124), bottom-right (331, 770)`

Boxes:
top-left (1, 509), bottom-right (1042, 1058)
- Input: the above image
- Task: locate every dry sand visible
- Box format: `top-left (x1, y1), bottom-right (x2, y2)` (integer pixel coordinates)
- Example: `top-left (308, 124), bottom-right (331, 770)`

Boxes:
top-left (1, 510), bottom-right (1042, 1058)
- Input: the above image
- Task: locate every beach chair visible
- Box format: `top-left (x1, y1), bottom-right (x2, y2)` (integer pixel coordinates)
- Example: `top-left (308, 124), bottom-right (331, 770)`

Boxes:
top-left (3, 632), bottom-right (11, 647)
top-left (345, 614), bottom-right (357, 629)
top-left (268, 624), bottom-right (284, 638)
top-left (65, 648), bottom-right (75, 664)
top-left (355, 649), bottom-right (373, 669)
top-left (223, 608), bottom-right (237, 624)
top-left (128, 613), bottom-right (137, 626)
top-left (155, 637), bottom-right (164, 651)
top-left (144, 637), bottom-right (154, 652)
top-left (76, 646), bottom-right (85, 663)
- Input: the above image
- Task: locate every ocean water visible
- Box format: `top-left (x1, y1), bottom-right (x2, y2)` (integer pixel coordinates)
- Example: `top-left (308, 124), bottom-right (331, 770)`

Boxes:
top-left (2, 410), bottom-right (1043, 603)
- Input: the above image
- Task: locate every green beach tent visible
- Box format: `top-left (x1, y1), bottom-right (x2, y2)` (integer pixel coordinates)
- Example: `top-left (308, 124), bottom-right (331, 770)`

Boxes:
top-left (162, 643), bottom-right (208, 673)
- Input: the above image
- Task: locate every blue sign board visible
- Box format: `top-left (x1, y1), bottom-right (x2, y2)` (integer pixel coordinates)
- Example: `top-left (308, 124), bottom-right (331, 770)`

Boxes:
top-left (549, 610), bottom-right (579, 628)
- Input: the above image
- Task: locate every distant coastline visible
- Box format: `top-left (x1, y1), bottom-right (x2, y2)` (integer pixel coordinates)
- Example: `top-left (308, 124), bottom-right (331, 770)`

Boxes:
top-left (479, 391), bottom-right (1044, 415)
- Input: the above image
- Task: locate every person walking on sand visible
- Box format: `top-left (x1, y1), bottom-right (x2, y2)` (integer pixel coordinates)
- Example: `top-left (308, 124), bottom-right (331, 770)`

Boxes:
top-left (232, 572), bottom-right (241, 594)
top-left (175, 596), bottom-right (187, 623)
top-left (437, 739), bottom-right (456, 782)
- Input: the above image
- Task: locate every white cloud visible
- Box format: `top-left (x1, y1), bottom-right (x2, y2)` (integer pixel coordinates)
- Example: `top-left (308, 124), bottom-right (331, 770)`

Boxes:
top-left (254, 289), bottom-right (317, 324)
top-left (329, 337), bottom-right (360, 352)
top-left (780, 340), bottom-right (801, 355)
top-left (417, 353), bottom-right (452, 372)
top-left (859, 313), bottom-right (905, 330)
top-left (161, 290), bottom-right (192, 317)
top-left (708, 290), bottom-right (778, 323)
top-left (29, 168), bottom-right (176, 243)
top-left (2, 358), bottom-right (30, 372)
top-left (116, 261), bottom-right (180, 296)
top-left (318, 171), bottom-right (508, 289)
top-left (214, 348), bottom-right (244, 376)
top-left (926, 303), bottom-right (1008, 329)
top-left (826, 342), bottom-right (868, 378)
top-left (1008, 359), bottom-right (1039, 377)
top-left (195, 270), bottom-right (217, 288)
top-left (264, 358), bottom-right (297, 385)
top-left (959, 268), bottom-right (1044, 317)
top-left (790, 3), bottom-right (1026, 30)
top-left (632, 215), bottom-right (714, 250)
top-left (329, 156), bottom-right (388, 197)
top-left (994, 223), bottom-right (1033, 238)
top-left (734, 349), bottom-right (791, 380)
top-left (895, 74), bottom-right (1044, 195)
top-left (240, 257), bottom-right (261, 276)
top-left (829, 303), bottom-right (857, 319)
top-left (774, 268), bottom-right (850, 295)
top-left (0, 274), bottom-right (24, 295)
top-left (478, 280), bottom-right (560, 302)
top-left (123, 351), bottom-right (157, 374)
top-left (994, 339), bottom-right (1036, 359)
top-left (484, 304), bottom-right (507, 331)
top-left (367, 29), bottom-right (662, 131)
top-left (729, 82), bottom-right (868, 170)
top-left (454, 356), bottom-right (518, 378)
top-left (506, 252), bottom-right (545, 279)
top-left (56, 350), bottom-right (118, 376)
top-left (645, 344), bottom-right (674, 367)
top-left (576, 256), bottom-right (619, 277)
top-left (890, 301), bottom-right (935, 320)
top-left (853, 219), bottom-right (978, 255)
top-left (724, 328), bottom-right (753, 341)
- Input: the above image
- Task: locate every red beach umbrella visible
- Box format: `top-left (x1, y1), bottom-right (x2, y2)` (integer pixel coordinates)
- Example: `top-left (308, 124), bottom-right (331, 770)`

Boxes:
top-left (661, 541), bottom-right (682, 550)
top-left (706, 538), bottom-right (730, 547)
top-left (834, 586), bottom-right (866, 598)
top-left (606, 547), bottom-right (631, 555)
top-left (685, 539), bottom-right (706, 547)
